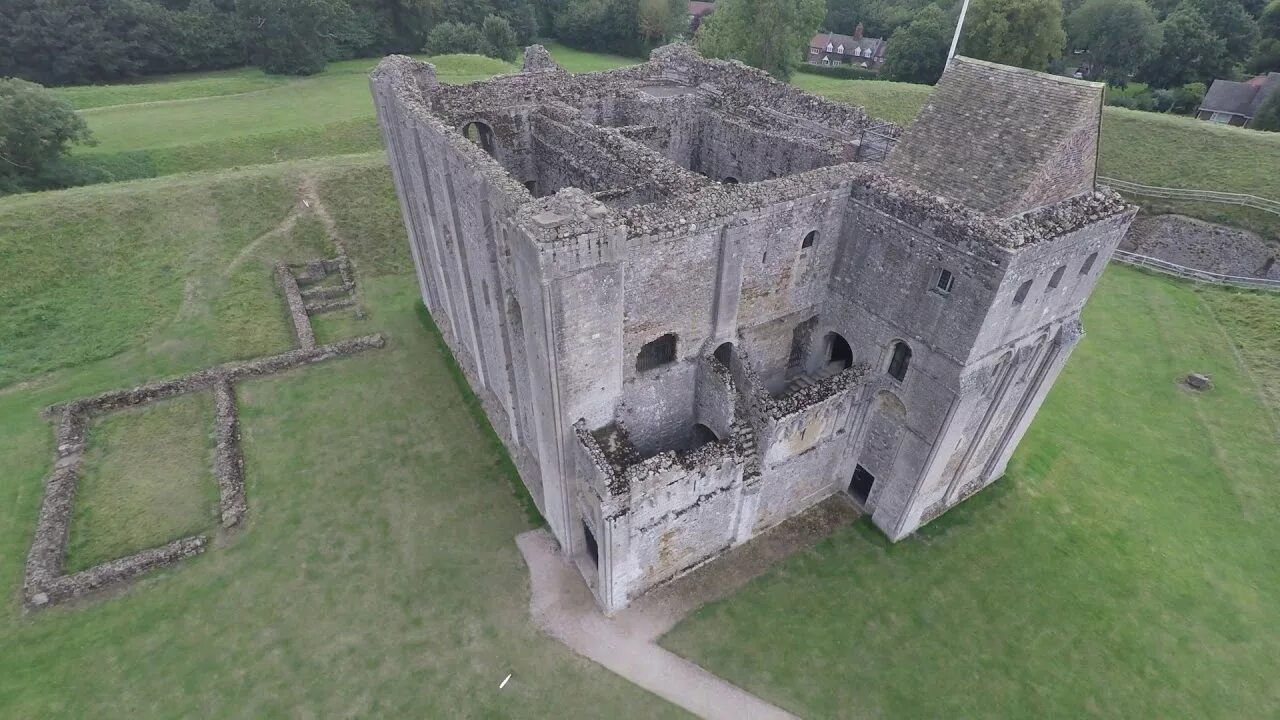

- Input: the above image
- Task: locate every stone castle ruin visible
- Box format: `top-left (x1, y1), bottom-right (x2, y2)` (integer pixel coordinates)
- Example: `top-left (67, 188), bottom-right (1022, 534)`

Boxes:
top-left (371, 44), bottom-right (1136, 613)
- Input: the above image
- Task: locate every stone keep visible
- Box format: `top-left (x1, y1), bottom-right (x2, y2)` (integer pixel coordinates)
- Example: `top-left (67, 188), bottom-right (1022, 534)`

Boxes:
top-left (370, 45), bottom-right (1136, 613)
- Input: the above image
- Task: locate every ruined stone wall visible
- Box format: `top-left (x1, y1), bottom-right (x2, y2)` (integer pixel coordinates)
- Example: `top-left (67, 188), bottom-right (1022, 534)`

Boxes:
top-left (372, 59), bottom-right (560, 533)
top-left (606, 446), bottom-right (746, 606)
top-left (666, 106), bottom-right (841, 183)
top-left (969, 208), bottom-right (1136, 360)
top-left (751, 387), bottom-right (864, 532)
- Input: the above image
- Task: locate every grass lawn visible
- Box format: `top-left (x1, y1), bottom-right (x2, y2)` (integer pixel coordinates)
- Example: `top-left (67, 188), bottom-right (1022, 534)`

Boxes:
top-left (59, 54), bottom-right (514, 186)
top-left (66, 392), bottom-right (218, 571)
top-left (0, 157), bottom-right (685, 718)
top-left (661, 266), bottom-right (1280, 718)
top-left (53, 68), bottom-right (290, 110)
top-left (791, 74), bottom-right (934, 126)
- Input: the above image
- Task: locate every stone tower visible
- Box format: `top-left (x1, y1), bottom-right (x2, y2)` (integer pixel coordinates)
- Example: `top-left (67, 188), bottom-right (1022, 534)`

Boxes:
top-left (371, 45), bottom-right (1136, 613)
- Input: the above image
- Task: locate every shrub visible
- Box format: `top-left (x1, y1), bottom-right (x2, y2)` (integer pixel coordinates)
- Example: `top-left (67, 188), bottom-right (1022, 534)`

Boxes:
top-left (0, 78), bottom-right (95, 194)
top-left (796, 63), bottom-right (883, 81)
top-left (425, 22), bottom-right (486, 56)
top-left (1254, 91), bottom-right (1280, 132)
top-left (480, 15), bottom-right (519, 62)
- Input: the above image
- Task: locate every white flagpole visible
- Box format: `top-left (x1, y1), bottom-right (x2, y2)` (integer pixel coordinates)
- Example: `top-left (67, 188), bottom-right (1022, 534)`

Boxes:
top-left (948, 0), bottom-right (972, 59)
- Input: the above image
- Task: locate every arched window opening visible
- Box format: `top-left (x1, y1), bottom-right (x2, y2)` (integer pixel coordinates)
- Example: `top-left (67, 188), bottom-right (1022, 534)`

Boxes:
top-left (722, 176), bottom-right (739, 185)
top-left (692, 423), bottom-right (720, 446)
top-left (826, 332), bottom-right (853, 370)
top-left (637, 333), bottom-right (678, 372)
top-left (1013, 279), bottom-right (1033, 305)
top-left (887, 341), bottom-right (911, 382)
top-left (802, 230), bottom-right (818, 249)
top-left (1080, 252), bottom-right (1098, 275)
top-left (1048, 265), bottom-right (1066, 290)
top-left (713, 341), bottom-right (734, 366)
top-left (462, 121), bottom-right (496, 156)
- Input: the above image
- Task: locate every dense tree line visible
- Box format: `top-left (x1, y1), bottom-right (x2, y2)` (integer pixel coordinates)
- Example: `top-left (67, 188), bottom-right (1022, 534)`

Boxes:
top-left (864, 0), bottom-right (1280, 91)
top-left (0, 0), bottom-right (537, 84)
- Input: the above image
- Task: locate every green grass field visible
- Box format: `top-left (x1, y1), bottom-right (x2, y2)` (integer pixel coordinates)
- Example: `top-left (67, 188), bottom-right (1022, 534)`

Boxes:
top-left (662, 268), bottom-right (1280, 718)
top-left (0, 157), bottom-right (685, 717)
top-left (4, 45), bottom-right (1280, 717)
top-left (66, 392), bottom-right (218, 571)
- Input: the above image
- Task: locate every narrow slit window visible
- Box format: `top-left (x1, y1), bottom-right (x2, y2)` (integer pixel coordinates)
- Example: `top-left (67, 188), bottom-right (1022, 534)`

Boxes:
top-left (1080, 252), bottom-right (1098, 275)
top-left (1047, 265), bottom-right (1066, 290)
top-left (1013, 280), bottom-right (1033, 305)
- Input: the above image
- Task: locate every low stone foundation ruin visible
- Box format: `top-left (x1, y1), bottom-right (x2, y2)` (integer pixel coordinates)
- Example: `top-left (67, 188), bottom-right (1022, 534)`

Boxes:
top-left (22, 232), bottom-right (382, 611)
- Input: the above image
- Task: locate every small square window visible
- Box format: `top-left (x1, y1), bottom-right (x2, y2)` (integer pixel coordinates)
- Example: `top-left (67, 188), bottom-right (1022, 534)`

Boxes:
top-left (934, 269), bottom-right (955, 294)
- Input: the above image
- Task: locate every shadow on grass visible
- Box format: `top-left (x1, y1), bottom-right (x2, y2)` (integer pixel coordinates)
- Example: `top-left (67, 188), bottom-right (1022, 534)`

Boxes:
top-left (414, 301), bottom-right (546, 528)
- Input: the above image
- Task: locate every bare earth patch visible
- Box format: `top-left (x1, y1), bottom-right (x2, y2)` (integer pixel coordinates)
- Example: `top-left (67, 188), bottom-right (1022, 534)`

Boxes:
top-left (1122, 214), bottom-right (1279, 279)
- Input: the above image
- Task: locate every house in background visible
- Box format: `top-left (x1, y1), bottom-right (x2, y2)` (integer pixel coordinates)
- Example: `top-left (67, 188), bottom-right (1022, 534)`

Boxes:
top-left (1196, 73), bottom-right (1280, 128)
top-left (688, 1), bottom-right (714, 34)
top-left (808, 23), bottom-right (887, 70)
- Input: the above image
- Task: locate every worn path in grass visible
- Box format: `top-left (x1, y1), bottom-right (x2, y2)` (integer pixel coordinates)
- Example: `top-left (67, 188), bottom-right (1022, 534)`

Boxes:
top-left (518, 497), bottom-right (857, 719)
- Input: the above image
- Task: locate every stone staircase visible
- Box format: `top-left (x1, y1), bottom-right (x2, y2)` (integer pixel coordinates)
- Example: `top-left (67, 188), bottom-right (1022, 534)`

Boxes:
top-left (781, 366), bottom-right (842, 398)
top-left (730, 419), bottom-right (762, 478)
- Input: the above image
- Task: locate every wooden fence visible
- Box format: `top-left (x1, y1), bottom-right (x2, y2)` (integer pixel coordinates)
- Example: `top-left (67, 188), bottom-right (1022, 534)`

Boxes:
top-left (1111, 250), bottom-right (1280, 291)
top-left (1098, 177), bottom-right (1280, 216)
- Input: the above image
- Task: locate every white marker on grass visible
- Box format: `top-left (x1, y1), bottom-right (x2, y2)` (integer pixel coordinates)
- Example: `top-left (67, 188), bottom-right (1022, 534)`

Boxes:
top-left (499, 673), bottom-right (512, 689)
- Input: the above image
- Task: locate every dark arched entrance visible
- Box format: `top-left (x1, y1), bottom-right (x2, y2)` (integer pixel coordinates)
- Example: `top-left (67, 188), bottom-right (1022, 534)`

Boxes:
top-left (713, 341), bottom-right (734, 366)
top-left (825, 332), bottom-right (853, 370)
top-left (462, 121), bottom-right (496, 156)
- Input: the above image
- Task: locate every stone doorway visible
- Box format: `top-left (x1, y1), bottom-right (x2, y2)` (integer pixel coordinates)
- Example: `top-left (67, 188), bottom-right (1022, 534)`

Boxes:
top-left (848, 464), bottom-right (875, 506)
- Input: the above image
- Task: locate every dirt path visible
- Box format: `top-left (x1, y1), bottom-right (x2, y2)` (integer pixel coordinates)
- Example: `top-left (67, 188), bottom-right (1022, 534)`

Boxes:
top-left (516, 496), bottom-right (859, 720)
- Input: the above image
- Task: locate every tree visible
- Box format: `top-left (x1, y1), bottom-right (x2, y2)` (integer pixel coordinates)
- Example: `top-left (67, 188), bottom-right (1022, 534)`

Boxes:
top-left (238, 0), bottom-right (360, 75)
top-left (881, 5), bottom-right (952, 84)
top-left (0, 78), bottom-right (94, 192)
top-left (481, 14), bottom-right (519, 61)
top-left (961, 0), bottom-right (1066, 70)
top-left (1253, 87), bottom-right (1280, 130)
top-left (1250, 0), bottom-right (1280, 73)
top-left (424, 21), bottom-right (486, 54)
top-left (1182, 0), bottom-right (1258, 69)
top-left (1067, 0), bottom-right (1161, 85)
top-left (697, 0), bottom-right (826, 79)
top-left (1139, 5), bottom-right (1227, 88)
top-left (638, 0), bottom-right (687, 47)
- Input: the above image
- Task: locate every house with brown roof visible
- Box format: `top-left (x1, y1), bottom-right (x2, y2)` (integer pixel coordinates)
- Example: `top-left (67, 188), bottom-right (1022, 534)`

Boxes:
top-left (808, 23), bottom-right (887, 70)
top-left (1196, 73), bottom-right (1280, 128)
top-left (687, 1), bottom-right (714, 33)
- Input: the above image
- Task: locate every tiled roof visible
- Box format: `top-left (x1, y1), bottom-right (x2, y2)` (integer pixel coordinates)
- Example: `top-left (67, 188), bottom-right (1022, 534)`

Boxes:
top-left (688, 1), bottom-right (715, 15)
top-left (886, 56), bottom-right (1104, 219)
top-left (1201, 73), bottom-right (1280, 118)
top-left (809, 33), bottom-right (885, 56)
